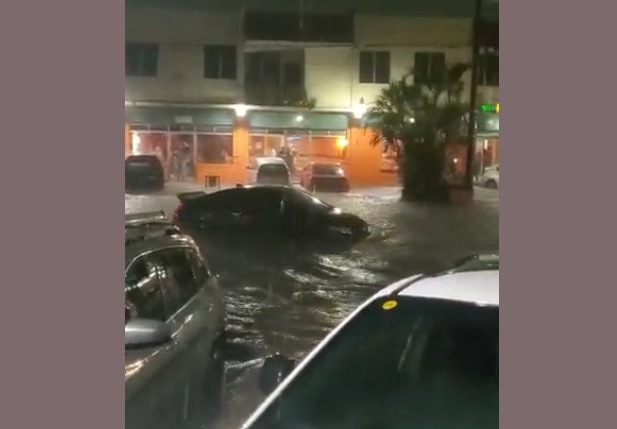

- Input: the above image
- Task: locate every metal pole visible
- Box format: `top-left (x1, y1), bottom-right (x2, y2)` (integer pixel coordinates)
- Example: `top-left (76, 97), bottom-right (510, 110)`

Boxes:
top-left (465, 0), bottom-right (483, 189)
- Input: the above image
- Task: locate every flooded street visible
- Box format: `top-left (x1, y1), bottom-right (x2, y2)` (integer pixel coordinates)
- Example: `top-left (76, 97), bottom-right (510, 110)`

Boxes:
top-left (126, 184), bottom-right (499, 428)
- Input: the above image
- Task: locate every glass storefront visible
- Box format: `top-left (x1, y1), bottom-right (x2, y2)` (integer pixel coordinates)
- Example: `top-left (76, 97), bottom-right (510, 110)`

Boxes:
top-left (248, 129), bottom-right (347, 181)
top-left (128, 124), bottom-right (233, 183)
top-left (476, 111), bottom-right (500, 179)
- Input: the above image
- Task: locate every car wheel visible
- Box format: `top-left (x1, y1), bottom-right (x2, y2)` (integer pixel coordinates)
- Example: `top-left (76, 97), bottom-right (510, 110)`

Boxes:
top-left (486, 180), bottom-right (498, 189)
top-left (202, 337), bottom-right (227, 426)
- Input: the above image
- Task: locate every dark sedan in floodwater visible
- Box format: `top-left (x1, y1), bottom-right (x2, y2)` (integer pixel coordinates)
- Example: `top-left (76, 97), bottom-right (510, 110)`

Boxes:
top-left (173, 185), bottom-right (369, 243)
top-left (300, 162), bottom-right (350, 193)
top-left (125, 155), bottom-right (165, 192)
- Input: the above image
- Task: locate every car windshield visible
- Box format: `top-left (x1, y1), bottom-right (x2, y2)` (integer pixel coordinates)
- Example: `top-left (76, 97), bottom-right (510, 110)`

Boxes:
top-left (259, 164), bottom-right (288, 177)
top-left (291, 189), bottom-right (335, 211)
top-left (312, 164), bottom-right (341, 175)
top-left (126, 156), bottom-right (159, 169)
top-left (247, 296), bottom-right (499, 429)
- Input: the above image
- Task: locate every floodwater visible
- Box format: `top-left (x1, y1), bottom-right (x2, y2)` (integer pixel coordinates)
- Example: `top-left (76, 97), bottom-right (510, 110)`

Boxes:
top-left (125, 184), bottom-right (499, 428)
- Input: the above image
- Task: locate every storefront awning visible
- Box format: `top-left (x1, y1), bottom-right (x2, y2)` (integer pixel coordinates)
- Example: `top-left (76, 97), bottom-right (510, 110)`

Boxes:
top-left (125, 105), bottom-right (235, 127)
top-left (248, 111), bottom-right (349, 131)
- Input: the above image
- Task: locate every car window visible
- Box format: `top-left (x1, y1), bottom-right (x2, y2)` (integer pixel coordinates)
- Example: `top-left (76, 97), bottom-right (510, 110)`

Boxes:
top-left (202, 188), bottom-right (245, 213)
top-left (244, 188), bottom-right (283, 218)
top-left (155, 247), bottom-right (201, 315)
top-left (313, 164), bottom-right (340, 175)
top-left (248, 297), bottom-right (498, 429)
top-left (258, 164), bottom-right (289, 178)
top-left (186, 247), bottom-right (211, 281)
top-left (286, 189), bottom-right (334, 214)
top-left (125, 256), bottom-right (166, 321)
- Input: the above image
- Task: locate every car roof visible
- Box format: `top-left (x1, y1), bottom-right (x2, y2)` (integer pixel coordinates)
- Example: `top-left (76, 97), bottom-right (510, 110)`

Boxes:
top-left (310, 161), bottom-right (341, 167)
top-left (125, 229), bottom-right (197, 268)
top-left (255, 157), bottom-right (286, 166)
top-left (383, 254), bottom-right (499, 307)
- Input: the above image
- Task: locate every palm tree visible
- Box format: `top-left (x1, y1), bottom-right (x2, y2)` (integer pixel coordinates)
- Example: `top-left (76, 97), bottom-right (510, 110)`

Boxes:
top-left (366, 62), bottom-right (470, 203)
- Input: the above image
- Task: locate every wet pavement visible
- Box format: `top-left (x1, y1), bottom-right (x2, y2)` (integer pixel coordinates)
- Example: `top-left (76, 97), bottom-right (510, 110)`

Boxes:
top-left (125, 183), bottom-right (499, 428)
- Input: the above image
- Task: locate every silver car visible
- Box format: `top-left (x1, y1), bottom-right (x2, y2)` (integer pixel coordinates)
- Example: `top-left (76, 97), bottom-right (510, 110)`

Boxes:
top-left (125, 212), bottom-right (227, 429)
top-left (480, 164), bottom-right (499, 189)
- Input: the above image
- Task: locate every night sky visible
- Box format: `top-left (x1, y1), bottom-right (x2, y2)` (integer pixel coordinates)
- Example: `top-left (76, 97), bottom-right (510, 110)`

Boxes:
top-left (125, 0), bottom-right (499, 20)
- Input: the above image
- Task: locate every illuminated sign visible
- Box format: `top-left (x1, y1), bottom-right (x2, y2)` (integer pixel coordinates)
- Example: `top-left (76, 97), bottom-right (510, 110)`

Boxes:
top-left (480, 103), bottom-right (499, 113)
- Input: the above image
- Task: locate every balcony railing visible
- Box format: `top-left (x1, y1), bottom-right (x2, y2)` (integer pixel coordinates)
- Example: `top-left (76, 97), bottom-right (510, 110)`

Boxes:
top-left (244, 11), bottom-right (354, 43)
top-left (245, 84), bottom-right (316, 108)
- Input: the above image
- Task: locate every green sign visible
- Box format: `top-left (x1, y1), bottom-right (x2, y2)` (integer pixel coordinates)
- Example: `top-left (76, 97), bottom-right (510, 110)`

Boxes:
top-left (480, 103), bottom-right (499, 113)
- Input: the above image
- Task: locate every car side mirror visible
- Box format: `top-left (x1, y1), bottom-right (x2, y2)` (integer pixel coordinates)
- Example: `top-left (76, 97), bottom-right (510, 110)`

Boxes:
top-left (258, 353), bottom-right (295, 395)
top-left (125, 319), bottom-right (173, 350)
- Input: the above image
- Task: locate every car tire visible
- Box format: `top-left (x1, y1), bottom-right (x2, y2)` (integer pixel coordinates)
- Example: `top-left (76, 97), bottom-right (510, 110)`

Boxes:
top-left (486, 180), bottom-right (498, 189)
top-left (202, 336), bottom-right (228, 427)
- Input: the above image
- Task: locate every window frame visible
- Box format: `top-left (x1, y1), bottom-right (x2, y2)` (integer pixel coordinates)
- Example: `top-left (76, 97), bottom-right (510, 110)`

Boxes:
top-left (203, 44), bottom-right (238, 80)
top-left (413, 51), bottom-right (446, 86)
top-left (125, 42), bottom-right (159, 77)
top-left (479, 52), bottom-right (499, 86)
top-left (359, 50), bottom-right (391, 84)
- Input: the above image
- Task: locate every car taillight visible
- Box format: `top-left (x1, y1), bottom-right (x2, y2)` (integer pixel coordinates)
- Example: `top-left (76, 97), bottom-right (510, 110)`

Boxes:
top-left (173, 203), bottom-right (184, 221)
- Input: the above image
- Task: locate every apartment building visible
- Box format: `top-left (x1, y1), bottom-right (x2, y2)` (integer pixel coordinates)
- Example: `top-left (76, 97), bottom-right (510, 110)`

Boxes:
top-left (125, 5), bottom-right (499, 186)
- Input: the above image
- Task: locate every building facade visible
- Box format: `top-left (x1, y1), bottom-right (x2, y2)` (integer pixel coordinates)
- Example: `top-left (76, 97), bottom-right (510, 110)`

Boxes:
top-left (125, 6), bottom-right (500, 187)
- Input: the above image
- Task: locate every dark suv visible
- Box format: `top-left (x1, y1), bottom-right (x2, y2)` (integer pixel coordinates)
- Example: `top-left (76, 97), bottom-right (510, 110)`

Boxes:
top-left (125, 155), bottom-right (165, 192)
top-left (125, 211), bottom-right (227, 429)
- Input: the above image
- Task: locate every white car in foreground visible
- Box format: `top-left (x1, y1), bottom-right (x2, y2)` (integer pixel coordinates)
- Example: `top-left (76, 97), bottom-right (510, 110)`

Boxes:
top-left (243, 254), bottom-right (499, 429)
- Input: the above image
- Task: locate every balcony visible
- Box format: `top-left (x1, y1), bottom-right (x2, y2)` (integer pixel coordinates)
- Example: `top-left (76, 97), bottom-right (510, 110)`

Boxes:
top-left (244, 49), bottom-right (315, 108)
top-left (243, 11), bottom-right (354, 44)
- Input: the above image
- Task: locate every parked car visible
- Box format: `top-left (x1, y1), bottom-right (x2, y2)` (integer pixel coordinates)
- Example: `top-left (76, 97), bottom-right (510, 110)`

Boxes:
top-left (173, 185), bottom-right (369, 242)
top-left (300, 162), bottom-right (350, 192)
top-left (125, 155), bottom-right (165, 192)
top-left (480, 164), bottom-right (499, 189)
top-left (247, 157), bottom-right (291, 186)
top-left (125, 211), bottom-right (227, 429)
top-left (242, 254), bottom-right (499, 429)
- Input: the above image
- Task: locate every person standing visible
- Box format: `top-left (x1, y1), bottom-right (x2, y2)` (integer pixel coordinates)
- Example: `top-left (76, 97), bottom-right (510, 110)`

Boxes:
top-left (173, 149), bottom-right (183, 181)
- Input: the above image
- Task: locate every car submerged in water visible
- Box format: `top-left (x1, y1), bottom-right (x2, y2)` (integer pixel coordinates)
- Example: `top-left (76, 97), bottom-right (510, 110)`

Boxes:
top-left (300, 162), bottom-right (350, 193)
top-left (242, 254), bottom-right (499, 429)
top-left (173, 185), bottom-right (369, 243)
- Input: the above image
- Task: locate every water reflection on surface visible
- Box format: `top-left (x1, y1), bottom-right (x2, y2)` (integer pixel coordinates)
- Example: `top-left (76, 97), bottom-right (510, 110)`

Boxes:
top-left (125, 186), bottom-right (499, 428)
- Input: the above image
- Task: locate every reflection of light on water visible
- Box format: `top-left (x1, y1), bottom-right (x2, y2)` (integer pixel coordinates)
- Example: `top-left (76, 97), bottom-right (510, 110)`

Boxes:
top-left (125, 359), bottom-right (145, 378)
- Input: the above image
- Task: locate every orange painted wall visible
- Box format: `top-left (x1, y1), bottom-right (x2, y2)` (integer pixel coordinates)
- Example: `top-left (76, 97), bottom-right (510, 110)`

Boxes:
top-left (125, 124), bottom-right (130, 158)
top-left (345, 127), bottom-right (399, 187)
top-left (194, 120), bottom-right (249, 187)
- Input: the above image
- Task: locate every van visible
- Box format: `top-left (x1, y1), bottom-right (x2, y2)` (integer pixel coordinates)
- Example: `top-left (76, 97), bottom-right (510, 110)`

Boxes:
top-left (247, 157), bottom-right (291, 186)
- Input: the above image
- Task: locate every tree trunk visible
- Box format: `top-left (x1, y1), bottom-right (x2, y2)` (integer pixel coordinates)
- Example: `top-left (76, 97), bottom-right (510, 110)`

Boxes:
top-left (400, 141), bottom-right (450, 203)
